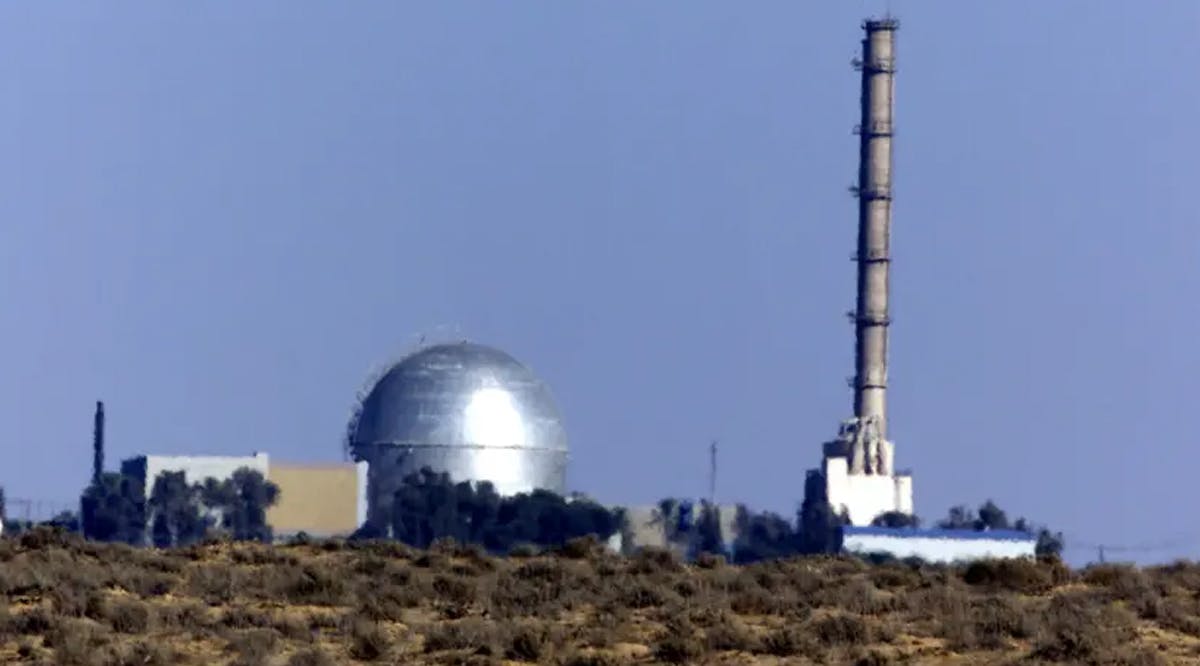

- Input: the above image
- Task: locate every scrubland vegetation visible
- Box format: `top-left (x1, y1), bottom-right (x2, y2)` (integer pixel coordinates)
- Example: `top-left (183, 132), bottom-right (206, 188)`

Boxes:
top-left (0, 527), bottom-right (1194, 665)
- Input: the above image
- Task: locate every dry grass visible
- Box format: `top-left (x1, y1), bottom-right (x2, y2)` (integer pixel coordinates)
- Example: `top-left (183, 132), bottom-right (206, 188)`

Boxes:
top-left (0, 529), bottom-right (1199, 664)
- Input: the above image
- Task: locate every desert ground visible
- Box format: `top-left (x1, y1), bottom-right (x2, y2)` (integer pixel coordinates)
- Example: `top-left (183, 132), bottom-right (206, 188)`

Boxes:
top-left (0, 528), bottom-right (1194, 665)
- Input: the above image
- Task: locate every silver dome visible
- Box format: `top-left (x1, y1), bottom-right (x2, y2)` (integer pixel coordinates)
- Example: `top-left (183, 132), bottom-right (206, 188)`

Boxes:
top-left (348, 342), bottom-right (568, 525)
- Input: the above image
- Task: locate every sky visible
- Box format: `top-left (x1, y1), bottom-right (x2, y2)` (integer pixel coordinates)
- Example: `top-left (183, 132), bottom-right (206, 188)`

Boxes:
top-left (0, 2), bottom-right (1196, 565)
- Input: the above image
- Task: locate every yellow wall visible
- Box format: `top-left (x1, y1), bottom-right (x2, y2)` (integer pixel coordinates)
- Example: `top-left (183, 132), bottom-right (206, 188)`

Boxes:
top-left (267, 464), bottom-right (359, 536)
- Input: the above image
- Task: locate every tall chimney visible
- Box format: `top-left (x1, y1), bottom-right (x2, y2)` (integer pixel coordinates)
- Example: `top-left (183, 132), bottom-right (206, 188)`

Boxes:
top-left (852, 18), bottom-right (897, 443)
top-left (93, 401), bottom-right (105, 485)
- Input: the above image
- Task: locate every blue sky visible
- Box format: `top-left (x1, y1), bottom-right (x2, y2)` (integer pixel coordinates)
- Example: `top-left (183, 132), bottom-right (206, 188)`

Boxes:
top-left (0, 2), bottom-right (1196, 564)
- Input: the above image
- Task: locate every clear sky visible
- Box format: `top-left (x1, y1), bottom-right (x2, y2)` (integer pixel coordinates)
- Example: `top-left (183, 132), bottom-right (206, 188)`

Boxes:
top-left (0, 2), bottom-right (1196, 565)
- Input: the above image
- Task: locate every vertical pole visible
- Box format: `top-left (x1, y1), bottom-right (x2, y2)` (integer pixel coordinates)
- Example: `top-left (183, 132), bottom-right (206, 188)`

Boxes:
top-left (708, 440), bottom-right (717, 506)
top-left (93, 401), bottom-right (105, 485)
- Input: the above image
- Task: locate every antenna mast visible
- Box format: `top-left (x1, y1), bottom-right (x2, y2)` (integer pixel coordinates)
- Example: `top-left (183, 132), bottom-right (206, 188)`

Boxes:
top-left (708, 440), bottom-right (717, 505)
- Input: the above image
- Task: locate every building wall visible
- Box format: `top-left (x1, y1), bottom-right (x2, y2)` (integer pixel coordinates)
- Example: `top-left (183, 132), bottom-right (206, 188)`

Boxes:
top-left (615, 503), bottom-right (741, 557)
top-left (130, 453), bottom-right (270, 498)
top-left (842, 526), bottom-right (1037, 563)
top-left (823, 456), bottom-right (912, 525)
top-left (267, 464), bottom-right (361, 538)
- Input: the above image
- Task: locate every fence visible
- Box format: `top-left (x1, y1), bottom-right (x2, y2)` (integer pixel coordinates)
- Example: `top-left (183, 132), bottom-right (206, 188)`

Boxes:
top-left (5, 498), bottom-right (77, 524)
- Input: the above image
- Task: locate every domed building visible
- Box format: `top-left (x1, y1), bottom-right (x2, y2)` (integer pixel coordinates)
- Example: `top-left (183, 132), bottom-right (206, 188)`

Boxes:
top-left (346, 341), bottom-right (568, 529)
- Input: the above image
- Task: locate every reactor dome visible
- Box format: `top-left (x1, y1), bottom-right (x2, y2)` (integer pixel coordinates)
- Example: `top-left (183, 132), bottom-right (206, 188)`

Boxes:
top-left (348, 341), bottom-right (568, 527)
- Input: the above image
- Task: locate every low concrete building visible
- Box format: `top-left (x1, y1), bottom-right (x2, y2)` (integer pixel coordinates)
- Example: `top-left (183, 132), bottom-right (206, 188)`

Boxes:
top-left (121, 452), bottom-right (270, 500)
top-left (122, 452), bottom-right (368, 541)
top-left (266, 462), bottom-right (368, 539)
top-left (614, 501), bottom-right (741, 558)
top-left (841, 526), bottom-right (1037, 563)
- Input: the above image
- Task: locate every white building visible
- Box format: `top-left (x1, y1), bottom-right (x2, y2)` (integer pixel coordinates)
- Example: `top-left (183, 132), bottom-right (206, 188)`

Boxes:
top-left (121, 452), bottom-right (271, 500)
top-left (841, 526), bottom-right (1038, 563)
top-left (806, 416), bottom-right (913, 527)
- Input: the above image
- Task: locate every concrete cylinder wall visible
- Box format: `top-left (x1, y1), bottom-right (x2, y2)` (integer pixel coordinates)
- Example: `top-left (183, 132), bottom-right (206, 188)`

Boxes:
top-left (854, 19), bottom-right (897, 441)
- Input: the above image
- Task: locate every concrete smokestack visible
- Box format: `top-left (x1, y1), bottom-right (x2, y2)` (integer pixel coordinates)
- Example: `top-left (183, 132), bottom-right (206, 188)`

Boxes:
top-left (852, 18), bottom-right (897, 444)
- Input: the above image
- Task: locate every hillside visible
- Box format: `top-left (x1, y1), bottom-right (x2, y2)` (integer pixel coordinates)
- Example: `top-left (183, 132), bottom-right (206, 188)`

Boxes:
top-left (0, 529), bottom-right (1193, 665)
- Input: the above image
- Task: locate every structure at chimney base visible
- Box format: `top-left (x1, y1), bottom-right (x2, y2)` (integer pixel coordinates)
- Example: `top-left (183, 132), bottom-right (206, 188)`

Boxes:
top-left (806, 17), bottom-right (913, 528)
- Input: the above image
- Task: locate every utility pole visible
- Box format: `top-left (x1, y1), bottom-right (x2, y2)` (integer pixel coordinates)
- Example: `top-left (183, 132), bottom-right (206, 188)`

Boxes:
top-left (92, 401), bottom-right (105, 486)
top-left (708, 440), bottom-right (717, 506)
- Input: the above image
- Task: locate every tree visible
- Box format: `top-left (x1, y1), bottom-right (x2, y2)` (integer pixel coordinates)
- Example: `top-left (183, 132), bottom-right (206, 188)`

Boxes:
top-left (796, 471), bottom-right (846, 555)
top-left (1036, 528), bottom-right (1065, 558)
top-left (211, 468), bottom-right (279, 543)
top-left (937, 504), bottom-right (977, 530)
top-left (389, 467), bottom-right (622, 553)
top-left (44, 511), bottom-right (80, 533)
top-left (80, 472), bottom-right (146, 545)
top-left (695, 500), bottom-right (724, 556)
top-left (976, 500), bottom-right (1010, 531)
top-left (731, 505), bottom-right (797, 564)
top-left (872, 511), bottom-right (920, 528)
top-left (937, 500), bottom-right (1063, 558)
top-left (147, 471), bottom-right (206, 547)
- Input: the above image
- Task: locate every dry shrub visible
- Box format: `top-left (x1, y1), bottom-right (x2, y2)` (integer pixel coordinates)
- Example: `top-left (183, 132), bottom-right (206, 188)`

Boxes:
top-left (508, 543), bottom-right (540, 558)
top-left (272, 564), bottom-right (348, 606)
top-left (943, 594), bottom-right (1034, 651)
top-left (158, 599), bottom-right (208, 630)
top-left (106, 597), bottom-right (153, 634)
top-left (492, 559), bottom-right (587, 619)
top-left (695, 552), bottom-right (725, 569)
top-left (902, 584), bottom-right (970, 623)
top-left (287, 647), bottom-right (337, 666)
top-left (688, 604), bottom-right (732, 628)
top-left (272, 614), bottom-right (311, 642)
top-left (818, 578), bottom-right (897, 616)
top-left (1151, 560), bottom-right (1200, 593)
top-left (1157, 597), bottom-right (1200, 637)
top-left (50, 585), bottom-right (103, 618)
top-left (504, 621), bottom-right (551, 661)
top-left (121, 570), bottom-right (177, 598)
top-left (614, 577), bottom-right (676, 610)
top-left (556, 651), bottom-right (633, 666)
top-left (433, 573), bottom-right (478, 606)
top-left (1032, 592), bottom-right (1137, 662)
top-left (850, 647), bottom-right (895, 665)
top-left (42, 617), bottom-right (102, 664)
top-left (705, 616), bottom-right (760, 652)
top-left (347, 618), bottom-right (393, 661)
top-left (347, 538), bottom-right (417, 560)
top-left (187, 563), bottom-right (244, 604)
top-left (760, 625), bottom-right (812, 657)
top-left (108, 640), bottom-right (182, 666)
top-left (423, 617), bottom-right (497, 654)
top-left (963, 558), bottom-right (1054, 594)
top-left (870, 562), bottom-right (922, 590)
top-left (356, 590), bottom-right (408, 623)
top-left (13, 606), bottom-right (55, 635)
top-left (16, 638), bottom-right (38, 660)
top-left (221, 605), bottom-right (275, 630)
top-left (225, 628), bottom-right (281, 665)
top-left (231, 544), bottom-right (299, 567)
top-left (812, 611), bottom-right (871, 646)
top-left (653, 634), bottom-right (704, 663)
top-left (1082, 563), bottom-right (1162, 615)
top-left (629, 547), bottom-right (681, 575)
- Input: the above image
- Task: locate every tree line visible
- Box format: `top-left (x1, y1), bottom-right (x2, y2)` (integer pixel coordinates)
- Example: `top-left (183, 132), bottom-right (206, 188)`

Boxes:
top-left (1, 461), bottom-right (281, 547)
top-left (354, 467), bottom-right (625, 554)
top-left (0, 464), bottom-right (1063, 563)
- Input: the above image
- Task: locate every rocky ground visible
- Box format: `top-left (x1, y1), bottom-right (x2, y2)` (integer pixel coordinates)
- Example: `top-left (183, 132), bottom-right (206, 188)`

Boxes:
top-left (0, 528), bottom-right (1195, 665)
